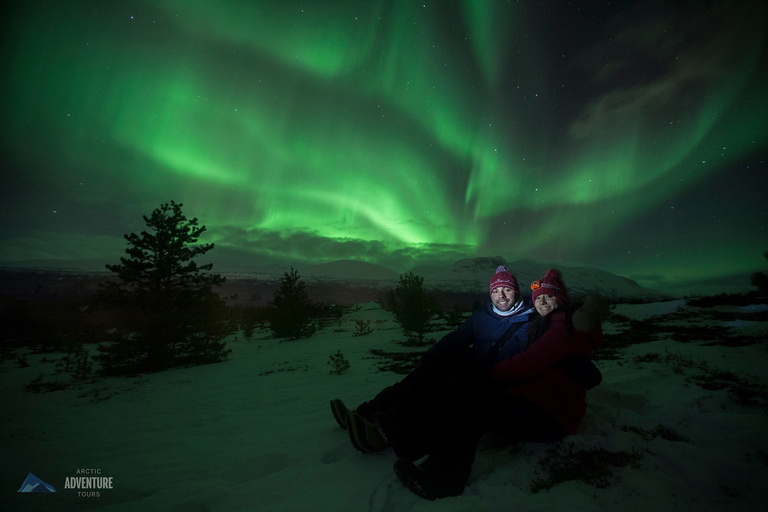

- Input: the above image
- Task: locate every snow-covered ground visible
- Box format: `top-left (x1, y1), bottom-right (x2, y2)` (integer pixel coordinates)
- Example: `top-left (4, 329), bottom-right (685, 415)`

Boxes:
top-left (2, 299), bottom-right (767, 511)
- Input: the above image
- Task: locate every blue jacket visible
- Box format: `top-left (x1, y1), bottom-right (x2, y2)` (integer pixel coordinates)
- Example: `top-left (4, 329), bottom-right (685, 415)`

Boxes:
top-left (429, 301), bottom-right (536, 369)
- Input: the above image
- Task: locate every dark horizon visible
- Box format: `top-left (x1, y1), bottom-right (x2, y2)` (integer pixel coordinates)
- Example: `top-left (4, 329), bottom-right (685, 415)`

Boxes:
top-left (0, 255), bottom-right (749, 302)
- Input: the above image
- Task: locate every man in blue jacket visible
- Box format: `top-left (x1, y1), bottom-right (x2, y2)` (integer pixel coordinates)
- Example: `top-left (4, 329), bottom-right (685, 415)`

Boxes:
top-left (330, 265), bottom-right (535, 455)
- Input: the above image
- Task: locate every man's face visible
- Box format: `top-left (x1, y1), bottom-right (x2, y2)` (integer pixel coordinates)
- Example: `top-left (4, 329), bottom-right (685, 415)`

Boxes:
top-left (491, 286), bottom-right (516, 311)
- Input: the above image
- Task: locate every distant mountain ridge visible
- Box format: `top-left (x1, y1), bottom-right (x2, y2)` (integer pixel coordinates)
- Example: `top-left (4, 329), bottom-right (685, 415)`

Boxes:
top-left (306, 260), bottom-right (400, 281)
top-left (0, 256), bottom-right (670, 302)
top-left (238, 256), bottom-right (670, 302)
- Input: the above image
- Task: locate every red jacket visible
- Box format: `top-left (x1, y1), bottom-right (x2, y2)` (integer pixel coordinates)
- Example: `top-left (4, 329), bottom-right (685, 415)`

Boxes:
top-left (491, 312), bottom-right (603, 435)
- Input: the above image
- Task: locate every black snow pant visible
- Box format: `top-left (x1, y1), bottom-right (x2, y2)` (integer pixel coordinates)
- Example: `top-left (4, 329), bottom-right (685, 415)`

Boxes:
top-left (418, 374), bottom-right (566, 488)
top-left (355, 345), bottom-right (479, 426)
top-left (356, 349), bottom-right (566, 488)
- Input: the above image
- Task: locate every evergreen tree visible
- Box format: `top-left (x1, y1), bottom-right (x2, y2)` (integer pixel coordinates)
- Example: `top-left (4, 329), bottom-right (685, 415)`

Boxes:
top-left (268, 267), bottom-right (317, 339)
top-left (96, 201), bottom-right (231, 374)
top-left (388, 271), bottom-right (438, 345)
top-left (751, 251), bottom-right (768, 294)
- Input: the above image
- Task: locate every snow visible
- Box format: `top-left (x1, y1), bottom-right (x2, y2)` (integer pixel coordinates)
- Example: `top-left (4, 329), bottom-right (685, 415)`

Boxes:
top-left (610, 299), bottom-right (687, 320)
top-left (723, 304), bottom-right (768, 331)
top-left (2, 300), bottom-right (767, 511)
top-left (740, 304), bottom-right (768, 313)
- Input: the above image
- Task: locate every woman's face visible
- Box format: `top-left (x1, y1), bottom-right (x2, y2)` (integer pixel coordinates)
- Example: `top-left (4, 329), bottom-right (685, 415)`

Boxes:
top-left (534, 294), bottom-right (559, 316)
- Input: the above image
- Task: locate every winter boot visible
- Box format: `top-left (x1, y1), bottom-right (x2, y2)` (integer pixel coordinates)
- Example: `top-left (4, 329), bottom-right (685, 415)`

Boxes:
top-left (348, 412), bottom-right (389, 453)
top-left (330, 399), bottom-right (350, 430)
top-left (393, 459), bottom-right (465, 500)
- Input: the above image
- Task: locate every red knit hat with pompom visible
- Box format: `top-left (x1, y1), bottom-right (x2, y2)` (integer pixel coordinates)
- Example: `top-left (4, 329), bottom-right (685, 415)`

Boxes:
top-left (489, 265), bottom-right (519, 296)
top-left (531, 269), bottom-right (569, 304)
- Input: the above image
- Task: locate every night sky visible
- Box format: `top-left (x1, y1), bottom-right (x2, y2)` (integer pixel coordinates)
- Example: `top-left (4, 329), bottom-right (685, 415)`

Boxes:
top-left (1, 0), bottom-right (766, 295)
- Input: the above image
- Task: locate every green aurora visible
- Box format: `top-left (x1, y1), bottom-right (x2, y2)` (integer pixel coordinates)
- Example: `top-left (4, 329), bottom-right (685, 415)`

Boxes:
top-left (1, 0), bottom-right (766, 295)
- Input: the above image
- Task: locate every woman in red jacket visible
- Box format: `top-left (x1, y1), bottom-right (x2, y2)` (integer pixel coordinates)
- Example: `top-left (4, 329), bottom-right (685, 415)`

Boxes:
top-left (390, 269), bottom-right (606, 500)
top-left (492, 269), bottom-right (605, 435)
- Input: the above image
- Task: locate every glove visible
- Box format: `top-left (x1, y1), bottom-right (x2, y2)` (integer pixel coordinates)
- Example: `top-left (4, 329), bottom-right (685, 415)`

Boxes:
top-left (557, 355), bottom-right (602, 390)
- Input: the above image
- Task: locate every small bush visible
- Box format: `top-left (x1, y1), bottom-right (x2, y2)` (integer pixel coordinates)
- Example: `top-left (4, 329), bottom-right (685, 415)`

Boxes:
top-left (632, 353), bottom-right (662, 365)
top-left (268, 268), bottom-right (318, 340)
top-left (750, 251), bottom-right (768, 294)
top-left (352, 319), bottom-right (373, 337)
top-left (55, 341), bottom-right (93, 381)
top-left (15, 353), bottom-right (30, 368)
top-left (608, 313), bottom-right (632, 324)
top-left (24, 375), bottom-right (68, 393)
top-left (242, 320), bottom-right (256, 340)
top-left (369, 348), bottom-right (427, 374)
top-left (531, 443), bottom-right (643, 492)
top-left (443, 305), bottom-right (468, 328)
top-left (622, 425), bottom-right (690, 443)
top-left (388, 272), bottom-right (439, 345)
top-left (327, 350), bottom-right (351, 375)
top-left (72, 350), bottom-right (94, 380)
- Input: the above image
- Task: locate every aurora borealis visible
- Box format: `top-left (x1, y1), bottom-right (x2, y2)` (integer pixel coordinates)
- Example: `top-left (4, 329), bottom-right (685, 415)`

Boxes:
top-left (1, 0), bottom-right (766, 295)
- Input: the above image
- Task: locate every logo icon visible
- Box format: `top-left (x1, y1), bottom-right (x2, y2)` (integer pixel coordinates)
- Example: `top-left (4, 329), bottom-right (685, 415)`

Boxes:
top-left (17, 473), bottom-right (57, 493)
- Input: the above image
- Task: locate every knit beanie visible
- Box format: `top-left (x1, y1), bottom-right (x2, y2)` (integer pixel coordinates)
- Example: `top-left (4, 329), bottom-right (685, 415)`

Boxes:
top-left (489, 265), bottom-right (519, 296)
top-left (531, 269), bottom-right (569, 304)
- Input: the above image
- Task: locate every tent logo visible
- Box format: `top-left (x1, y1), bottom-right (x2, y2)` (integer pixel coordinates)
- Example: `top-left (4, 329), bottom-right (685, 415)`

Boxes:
top-left (17, 472), bottom-right (57, 493)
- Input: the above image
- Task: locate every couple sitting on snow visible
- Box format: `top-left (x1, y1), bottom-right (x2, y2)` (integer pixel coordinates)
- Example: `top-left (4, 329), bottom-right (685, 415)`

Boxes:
top-left (330, 265), bottom-right (609, 500)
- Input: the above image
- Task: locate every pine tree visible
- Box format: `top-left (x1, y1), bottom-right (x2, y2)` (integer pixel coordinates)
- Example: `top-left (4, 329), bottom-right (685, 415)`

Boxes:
top-left (388, 272), bottom-right (438, 345)
top-left (751, 251), bottom-right (768, 294)
top-left (96, 201), bottom-right (231, 374)
top-left (268, 267), bottom-right (317, 339)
